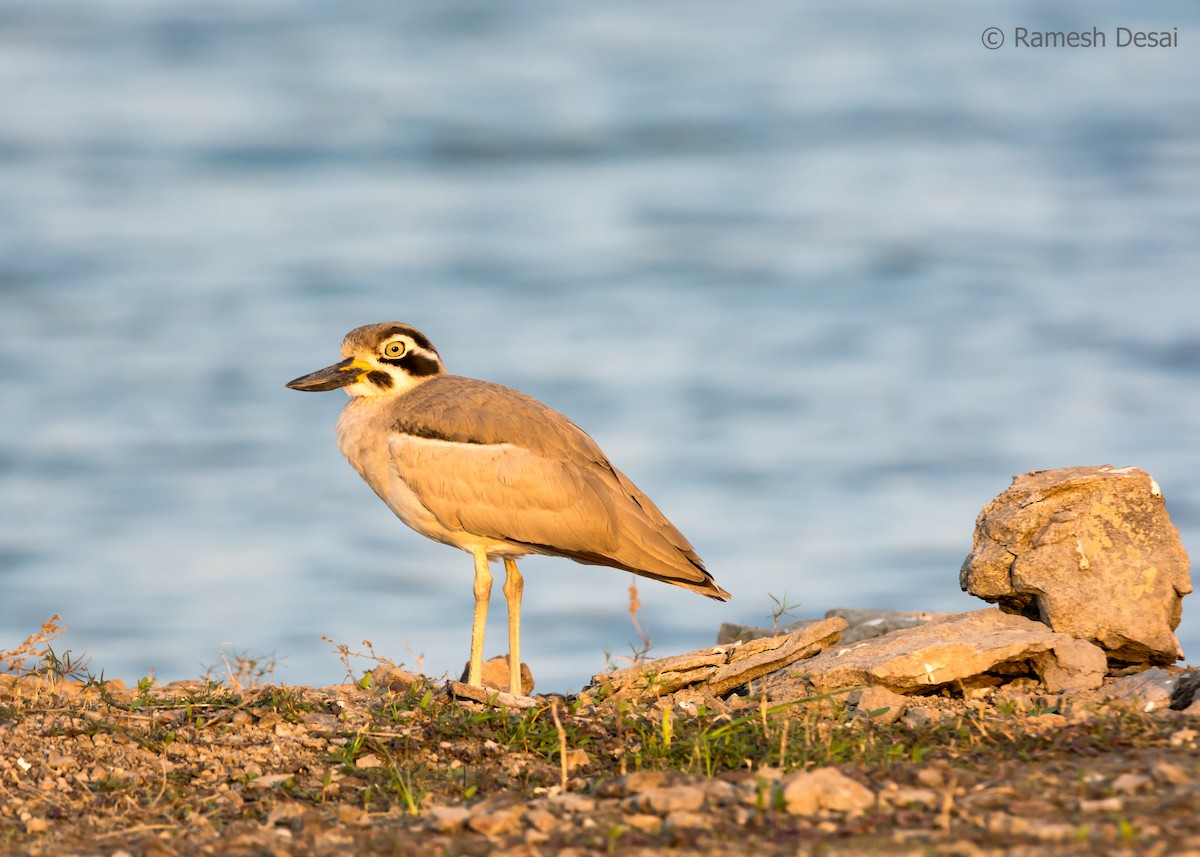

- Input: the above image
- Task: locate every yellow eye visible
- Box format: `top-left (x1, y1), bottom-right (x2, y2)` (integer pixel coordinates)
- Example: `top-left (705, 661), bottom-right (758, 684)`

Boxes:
top-left (383, 340), bottom-right (407, 358)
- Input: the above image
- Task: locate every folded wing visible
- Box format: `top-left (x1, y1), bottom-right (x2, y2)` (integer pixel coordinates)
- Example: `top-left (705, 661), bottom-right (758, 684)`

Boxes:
top-left (385, 378), bottom-right (729, 600)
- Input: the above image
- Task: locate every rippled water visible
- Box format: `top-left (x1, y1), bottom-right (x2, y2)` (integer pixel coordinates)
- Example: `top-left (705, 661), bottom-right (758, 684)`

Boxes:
top-left (2, 1), bottom-right (1198, 692)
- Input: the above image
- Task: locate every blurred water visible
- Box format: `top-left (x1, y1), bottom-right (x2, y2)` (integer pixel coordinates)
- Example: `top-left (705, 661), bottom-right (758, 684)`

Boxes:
top-left (2, 0), bottom-right (1198, 692)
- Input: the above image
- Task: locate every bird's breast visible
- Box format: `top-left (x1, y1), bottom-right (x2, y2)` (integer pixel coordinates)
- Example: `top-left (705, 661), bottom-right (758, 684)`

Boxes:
top-left (335, 399), bottom-right (390, 491)
top-left (334, 395), bottom-right (533, 558)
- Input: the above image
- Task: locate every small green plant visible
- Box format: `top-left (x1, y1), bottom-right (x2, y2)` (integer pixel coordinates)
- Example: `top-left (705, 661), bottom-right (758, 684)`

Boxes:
top-left (606, 825), bottom-right (625, 854)
top-left (327, 732), bottom-right (369, 770)
top-left (766, 591), bottom-right (802, 635)
top-left (455, 767), bottom-right (478, 801)
top-left (387, 765), bottom-right (422, 815)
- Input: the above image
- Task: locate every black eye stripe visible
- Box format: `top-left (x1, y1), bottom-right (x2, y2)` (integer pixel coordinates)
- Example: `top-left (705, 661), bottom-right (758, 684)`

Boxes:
top-left (377, 351), bottom-right (441, 377)
top-left (399, 353), bottom-right (441, 376)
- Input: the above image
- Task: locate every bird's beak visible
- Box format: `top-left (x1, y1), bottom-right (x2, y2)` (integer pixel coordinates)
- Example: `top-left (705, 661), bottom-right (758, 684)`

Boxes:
top-left (286, 357), bottom-right (370, 392)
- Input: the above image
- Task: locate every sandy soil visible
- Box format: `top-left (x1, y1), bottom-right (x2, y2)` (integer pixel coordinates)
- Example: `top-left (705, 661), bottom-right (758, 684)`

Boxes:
top-left (2, 668), bottom-right (1199, 857)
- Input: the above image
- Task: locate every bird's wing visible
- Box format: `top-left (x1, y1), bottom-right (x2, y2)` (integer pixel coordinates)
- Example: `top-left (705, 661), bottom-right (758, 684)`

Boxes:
top-left (385, 375), bottom-right (729, 598)
top-left (392, 375), bottom-right (608, 461)
top-left (388, 432), bottom-right (621, 555)
top-left (385, 375), bottom-right (619, 552)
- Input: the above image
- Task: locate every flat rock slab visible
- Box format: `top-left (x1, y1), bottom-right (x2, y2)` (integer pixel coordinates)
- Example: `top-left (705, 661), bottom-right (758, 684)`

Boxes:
top-left (1102, 668), bottom-right (1183, 713)
top-left (589, 616), bottom-right (848, 700)
top-left (797, 609), bottom-right (1106, 694)
top-left (720, 608), bottom-right (956, 647)
top-left (960, 465), bottom-right (1192, 664)
top-left (445, 680), bottom-right (540, 709)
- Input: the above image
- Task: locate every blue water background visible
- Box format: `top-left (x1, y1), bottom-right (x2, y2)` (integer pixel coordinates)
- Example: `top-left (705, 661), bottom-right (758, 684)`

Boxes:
top-left (2, 1), bottom-right (1199, 692)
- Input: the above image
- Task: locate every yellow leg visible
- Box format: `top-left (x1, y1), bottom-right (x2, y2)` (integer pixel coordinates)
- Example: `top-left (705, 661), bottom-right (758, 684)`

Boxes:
top-left (503, 557), bottom-right (524, 696)
top-left (468, 549), bottom-right (492, 688)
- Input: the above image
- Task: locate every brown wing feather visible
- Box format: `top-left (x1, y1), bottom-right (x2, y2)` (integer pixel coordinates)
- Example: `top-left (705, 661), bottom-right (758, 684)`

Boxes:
top-left (386, 377), bottom-right (730, 600)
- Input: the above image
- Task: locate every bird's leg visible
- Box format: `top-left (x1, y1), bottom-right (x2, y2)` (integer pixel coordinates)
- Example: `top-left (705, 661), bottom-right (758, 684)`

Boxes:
top-left (469, 549), bottom-right (492, 688)
top-left (502, 557), bottom-right (524, 696)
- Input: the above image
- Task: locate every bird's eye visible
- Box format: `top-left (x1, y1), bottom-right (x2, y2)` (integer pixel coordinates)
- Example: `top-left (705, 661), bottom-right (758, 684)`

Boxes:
top-left (383, 341), bottom-right (407, 358)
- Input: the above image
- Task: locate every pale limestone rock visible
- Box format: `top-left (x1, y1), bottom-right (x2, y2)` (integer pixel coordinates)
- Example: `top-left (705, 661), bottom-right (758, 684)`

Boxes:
top-left (1102, 667), bottom-right (1178, 712)
top-left (370, 664), bottom-right (421, 692)
top-left (545, 793), bottom-right (597, 813)
top-left (335, 804), bottom-right (369, 826)
top-left (700, 779), bottom-right (738, 803)
top-left (1039, 637), bottom-right (1110, 692)
top-left (522, 808), bottom-right (558, 833)
top-left (1079, 796), bottom-right (1124, 813)
top-left (590, 616), bottom-right (847, 701)
top-left (983, 812), bottom-right (1078, 842)
top-left (562, 748), bottom-right (590, 773)
top-left (423, 805), bottom-right (471, 833)
top-left (445, 680), bottom-right (539, 709)
top-left (466, 805), bottom-right (524, 837)
top-left (1110, 772), bottom-right (1152, 794)
top-left (778, 767), bottom-right (874, 815)
top-left (854, 685), bottom-right (908, 723)
top-left (621, 814), bottom-right (662, 833)
top-left (799, 609), bottom-right (1106, 694)
top-left (664, 810), bottom-right (714, 830)
top-left (719, 608), bottom-right (953, 647)
top-left (619, 770), bottom-right (667, 794)
top-left (352, 753), bottom-right (382, 770)
top-left (901, 706), bottom-right (952, 728)
top-left (1151, 760), bottom-right (1190, 785)
top-left (459, 655), bottom-right (534, 696)
top-left (879, 786), bottom-right (939, 809)
top-left (632, 785), bottom-right (706, 815)
top-left (960, 465), bottom-right (1191, 664)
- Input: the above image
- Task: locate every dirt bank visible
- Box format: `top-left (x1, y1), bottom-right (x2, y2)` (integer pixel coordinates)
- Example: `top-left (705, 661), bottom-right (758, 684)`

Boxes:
top-left (2, 668), bottom-right (1199, 856)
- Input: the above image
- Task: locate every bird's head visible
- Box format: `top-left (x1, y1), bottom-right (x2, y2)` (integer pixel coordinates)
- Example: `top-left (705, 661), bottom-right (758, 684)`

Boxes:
top-left (286, 322), bottom-right (447, 397)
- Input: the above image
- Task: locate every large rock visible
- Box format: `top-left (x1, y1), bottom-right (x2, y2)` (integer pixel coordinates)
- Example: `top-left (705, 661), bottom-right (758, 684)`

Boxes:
top-left (960, 466), bottom-right (1191, 664)
top-left (798, 609), bottom-right (1106, 694)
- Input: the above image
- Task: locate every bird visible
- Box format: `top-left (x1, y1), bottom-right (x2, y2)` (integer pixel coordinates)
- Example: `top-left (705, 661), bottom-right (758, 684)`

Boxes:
top-left (286, 322), bottom-right (730, 696)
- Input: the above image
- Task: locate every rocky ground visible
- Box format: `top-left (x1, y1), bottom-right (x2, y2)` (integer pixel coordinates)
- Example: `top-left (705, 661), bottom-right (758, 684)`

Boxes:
top-left (2, 659), bottom-right (1200, 857)
top-left (6, 466), bottom-right (1193, 855)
